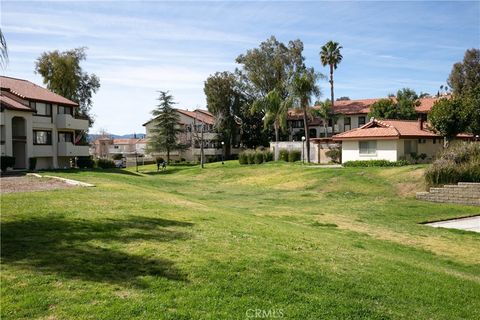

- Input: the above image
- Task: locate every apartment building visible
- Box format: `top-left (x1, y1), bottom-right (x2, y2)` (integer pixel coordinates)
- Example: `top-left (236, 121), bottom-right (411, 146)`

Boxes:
top-left (287, 97), bottom-right (438, 140)
top-left (0, 76), bottom-right (89, 169)
top-left (143, 108), bottom-right (235, 162)
top-left (90, 136), bottom-right (147, 159)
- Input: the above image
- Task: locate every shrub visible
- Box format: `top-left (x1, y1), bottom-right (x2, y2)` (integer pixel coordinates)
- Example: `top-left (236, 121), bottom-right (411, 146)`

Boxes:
top-left (96, 158), bottom-right (116, 169)
top-left (238, 152), bottom-right (248, 165)
top-left (77, 156), bottom-right (94, 169)
top-left (254, 152), bottom-right (264, 164)
top-left (288, 150), bottom-right (301, 162)
top-left (1, 156), bottom-right (15, 172)
top-left (247, 151), bottom-right (256, 165)
top-left (263, 151), bottom-right (273, 162)
top-left (279, 149), bottom-right (289, 161)
top-left (156, 157), bottom-right (165, 164)
top-left (425, 142), bottom-right (480, 186)
top-left (29, 157), bottom-right (37, 171)
top-left (112, 153), bottom-right (123, 160)
top-left (343, 160), bottom-right (410, 167)
top-left (325, 147), bottom-right (342, 164)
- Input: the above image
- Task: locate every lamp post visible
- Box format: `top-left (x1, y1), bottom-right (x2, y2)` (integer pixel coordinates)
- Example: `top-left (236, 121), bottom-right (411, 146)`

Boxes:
top-left (301, 136), bottom-right (306, 164)
top-left (221, 141), bottom-right (225, 165)
top-left (135, 151), bottom-right (138, 172)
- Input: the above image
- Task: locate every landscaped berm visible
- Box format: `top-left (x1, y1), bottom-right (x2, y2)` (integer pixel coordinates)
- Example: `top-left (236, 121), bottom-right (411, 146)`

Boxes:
top-left (1, 163), bottom-right (479, 319)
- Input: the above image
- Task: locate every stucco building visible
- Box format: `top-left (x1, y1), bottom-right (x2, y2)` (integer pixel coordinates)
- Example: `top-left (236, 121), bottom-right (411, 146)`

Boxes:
top-left (0, 76), bottom-right (89, 169)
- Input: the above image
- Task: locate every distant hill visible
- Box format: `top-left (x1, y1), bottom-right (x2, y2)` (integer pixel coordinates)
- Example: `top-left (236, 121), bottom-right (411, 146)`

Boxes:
top-left (88, 133), bottom-right (146, 142)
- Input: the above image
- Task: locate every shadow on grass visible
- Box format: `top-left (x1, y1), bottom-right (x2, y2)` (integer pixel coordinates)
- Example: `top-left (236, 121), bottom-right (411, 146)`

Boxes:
top-left (1, 215), bottom-right (193, 285)
top-left (142, 168), bottom-right (183, 175)
top-left (39, 168), bottom-right (143, 176)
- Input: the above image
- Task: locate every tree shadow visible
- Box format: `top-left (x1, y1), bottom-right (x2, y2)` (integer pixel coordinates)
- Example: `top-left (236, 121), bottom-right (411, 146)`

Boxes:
top-left (40, 168), bottom-right (143, 176)
top-left (1, 216), bottom-right (193, 286)
top-left (142, 168), bottom-right (183, 175)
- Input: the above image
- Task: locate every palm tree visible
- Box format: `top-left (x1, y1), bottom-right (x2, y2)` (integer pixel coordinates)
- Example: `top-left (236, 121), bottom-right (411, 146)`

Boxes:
top-left (0, 28), bottom-right (8, 69)
top-left (320, 41), bottom-right (343, 114)
top-left (252, 89), bottom-right (291, 160)
top-left (290, 68), bottom-right (320, 163)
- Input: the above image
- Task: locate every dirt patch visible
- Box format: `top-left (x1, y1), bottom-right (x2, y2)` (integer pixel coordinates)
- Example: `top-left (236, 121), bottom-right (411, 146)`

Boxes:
top-left (1, 175), bottom-right (76, 193)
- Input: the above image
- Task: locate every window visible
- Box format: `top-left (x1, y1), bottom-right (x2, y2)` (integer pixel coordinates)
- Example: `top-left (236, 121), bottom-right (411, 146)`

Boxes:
top-left (418, 139), bottom-right (426, 144)
top-left (33, 102), bottom-right (52, 116)
top-left (344, 117), bottom-right (351, 126)
top-left (33, 130), bottom-right (52, 145)
top-left (309, 128), bottom-right (317, 138)
top-left (58, 105), bottom-right (73, 115)
top-left (404, 140), bottom-right (418, 155)
top-left (433, 139), bottom-right (436, 144)
top-left (358, 116), bottom-right (366, 126)
top-left (359, 140), bottom-right (376, 155)
top-left (58, 132), bottom-right (73, 143)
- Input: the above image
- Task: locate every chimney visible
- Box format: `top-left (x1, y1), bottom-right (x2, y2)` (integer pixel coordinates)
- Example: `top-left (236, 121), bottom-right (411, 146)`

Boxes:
top-left (418, 118), bottom-right (424, 130)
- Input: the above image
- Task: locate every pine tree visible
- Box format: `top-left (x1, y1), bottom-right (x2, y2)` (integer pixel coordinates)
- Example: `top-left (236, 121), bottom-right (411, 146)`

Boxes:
top-left (147, 91), bottom-right (184, 162)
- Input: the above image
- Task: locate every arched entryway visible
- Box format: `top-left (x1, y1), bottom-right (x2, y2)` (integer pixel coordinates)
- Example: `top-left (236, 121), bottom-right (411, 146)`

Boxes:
top-left (12, 116), bottom-right (26, 169)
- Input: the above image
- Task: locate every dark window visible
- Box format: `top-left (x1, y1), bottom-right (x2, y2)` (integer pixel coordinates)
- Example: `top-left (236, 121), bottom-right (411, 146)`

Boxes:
top-left (344, 117), bottom-right (351, 126)
top-left (58, 132), bottom-right (73, 143)
top-left (433, 139), bottom-right (436, 144)
top-left (58, 105), bottom-right (73, 115)
top-left (359, 141), bottom-right (376, 155)
top-left (358, 116), bottom-right (366, 126)
top-left (33, 102), bottom-right (52, 116)
top-left (309, 128), bottom-right (317, 138)
top-left (33, 130), bottom-right (52, 145)
top-left (328, 119), bottom-right (333, 127)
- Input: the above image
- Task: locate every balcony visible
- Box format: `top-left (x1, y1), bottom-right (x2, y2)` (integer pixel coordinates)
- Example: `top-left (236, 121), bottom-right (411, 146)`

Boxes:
top-left (56, 114), bottom-right (89, 130)
top-left (58, 142), bottom-right (90, 157)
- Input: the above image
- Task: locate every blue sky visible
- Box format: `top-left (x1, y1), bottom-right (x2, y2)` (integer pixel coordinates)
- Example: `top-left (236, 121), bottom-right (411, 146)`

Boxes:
top-left (1, 1), bottom-right (479, 134)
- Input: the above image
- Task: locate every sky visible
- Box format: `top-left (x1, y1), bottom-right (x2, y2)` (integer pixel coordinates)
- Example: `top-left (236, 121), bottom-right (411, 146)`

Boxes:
top-left (1, 0), bottom-right (479, 134)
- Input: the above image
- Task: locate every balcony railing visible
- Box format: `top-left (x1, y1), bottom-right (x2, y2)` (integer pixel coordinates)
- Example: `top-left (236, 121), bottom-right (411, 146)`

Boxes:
top-left (56, 114), bottom-right (89, 130)
top-left (58, 142), bottom-right (89, 157)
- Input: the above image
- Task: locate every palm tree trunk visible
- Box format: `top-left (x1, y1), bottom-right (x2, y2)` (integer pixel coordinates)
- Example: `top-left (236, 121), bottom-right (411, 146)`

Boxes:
top-left (330, 64), bottom-right (334, 110)
top-left (274, 121), bottom-right (279, 161)
top-left (302, 105), bottom-right (310, 163)
top-left (330, 65), bottom-right (335, 138)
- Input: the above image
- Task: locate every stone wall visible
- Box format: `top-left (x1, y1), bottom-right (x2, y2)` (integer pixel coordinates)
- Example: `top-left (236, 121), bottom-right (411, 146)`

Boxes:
top-left (416, 182), bottom-right (480, 206)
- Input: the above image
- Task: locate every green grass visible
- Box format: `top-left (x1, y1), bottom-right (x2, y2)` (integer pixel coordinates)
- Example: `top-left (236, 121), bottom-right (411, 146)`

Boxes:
top-left (1, 162), bottom-right (479, 319)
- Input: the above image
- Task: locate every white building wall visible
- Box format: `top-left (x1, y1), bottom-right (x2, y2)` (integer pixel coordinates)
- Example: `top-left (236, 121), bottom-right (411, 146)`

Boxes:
top-left (341, 140), bottom-right (398, 163)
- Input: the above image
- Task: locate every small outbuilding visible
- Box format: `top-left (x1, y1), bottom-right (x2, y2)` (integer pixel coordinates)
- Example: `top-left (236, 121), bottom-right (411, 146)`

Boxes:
top-left (332, 119), bottom-right (444, 163)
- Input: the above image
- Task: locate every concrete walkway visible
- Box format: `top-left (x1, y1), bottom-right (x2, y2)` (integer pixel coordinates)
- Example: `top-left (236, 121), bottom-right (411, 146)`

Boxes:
top-left (426, 216), bottom-right (480, 233)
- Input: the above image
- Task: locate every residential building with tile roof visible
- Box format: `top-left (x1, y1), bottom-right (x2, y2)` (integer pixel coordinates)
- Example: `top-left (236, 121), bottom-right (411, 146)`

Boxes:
top-left (1, 76), bottom-right (89, 170)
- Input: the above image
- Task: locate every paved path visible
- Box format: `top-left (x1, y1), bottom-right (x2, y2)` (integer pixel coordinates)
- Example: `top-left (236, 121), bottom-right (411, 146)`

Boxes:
top-left (426, 216), bottom-right (480, 233)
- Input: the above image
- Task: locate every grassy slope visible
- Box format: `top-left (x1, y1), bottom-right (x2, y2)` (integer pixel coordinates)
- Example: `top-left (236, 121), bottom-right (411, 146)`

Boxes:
top-left (1, 162), bottom-right (479, 319)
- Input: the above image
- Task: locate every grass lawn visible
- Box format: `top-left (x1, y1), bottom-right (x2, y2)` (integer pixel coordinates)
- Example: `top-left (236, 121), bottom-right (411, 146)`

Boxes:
top-left (1, 162), bottom-right (479, 319)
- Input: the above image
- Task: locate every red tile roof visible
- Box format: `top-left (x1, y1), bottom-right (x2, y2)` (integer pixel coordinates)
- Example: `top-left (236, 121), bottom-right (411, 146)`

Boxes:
top-left (0, 95), bottom-right (33, 112)
top-left (287, 97), bottom-right (442, 119)
top-left (143, 108), bottom-right (215, 126)
top-left (0, 76), bottom-right (78, 106)
top-left (332, 119), bottom-right (440, 140)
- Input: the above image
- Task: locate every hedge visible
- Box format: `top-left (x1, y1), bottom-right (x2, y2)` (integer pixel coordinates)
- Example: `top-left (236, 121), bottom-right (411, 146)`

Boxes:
top-left (238, 150), bottom-right (274, 165)
top-left (425, 142), bottom-right (480, 186)
top-left (288, 150), bottom-right (301, 162)
top-left (343, 160), bottom-right (410, 167)
top-left (1, 156), bottom-right (15, 172)
top-left (96, 158), bottom-right (116, 169)
top-left (76, 156), bottom-right (94, 169)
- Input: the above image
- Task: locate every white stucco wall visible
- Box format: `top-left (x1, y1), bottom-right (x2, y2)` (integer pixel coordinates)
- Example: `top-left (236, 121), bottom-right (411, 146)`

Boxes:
top-left (341, 140), bottom-right (398, 163)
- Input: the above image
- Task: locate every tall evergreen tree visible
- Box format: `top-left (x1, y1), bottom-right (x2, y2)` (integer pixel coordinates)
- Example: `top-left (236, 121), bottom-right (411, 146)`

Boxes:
top-left (0, 28), bottom-right (8, 69)
top-left (147, 91), bottom-right (184, 162)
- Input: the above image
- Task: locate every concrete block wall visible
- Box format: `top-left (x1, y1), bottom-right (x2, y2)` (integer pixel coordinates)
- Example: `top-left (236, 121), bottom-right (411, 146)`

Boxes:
top-left (416, 182), bottom-right (480, 206)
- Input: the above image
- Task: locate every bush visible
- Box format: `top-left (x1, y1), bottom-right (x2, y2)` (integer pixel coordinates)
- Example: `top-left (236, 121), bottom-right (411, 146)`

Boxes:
top-left (96, 158), bottom-right (116, 169)
top-left (29, 157), bottom-right (37, 171)
top-left (247, 151), bottom-right (256, 165)
top-left (343, 160), bottom-right (410, 167)
top-left (77, 156), bottom-right (94, 169)
top-left (279, 149), bottom-right (289, 162)
top-left (254, 152), bottom-right (264, 164)
top-left (288, 150), bottom-right (301, 162)
top-left (325, 147), bottom-right (342, 164)
top-left (156, 157), bottom-right (165, 164)
top-left (112, 153), bottom-right (123, 160)
top-left (425, 142), bottom-right (480, 186)
top-left (238, 152), bottom-right (248, 165)
top-left (1, 156), bottom-right (15, 172)
top-left (263, 151), bottom-right (273, 162)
